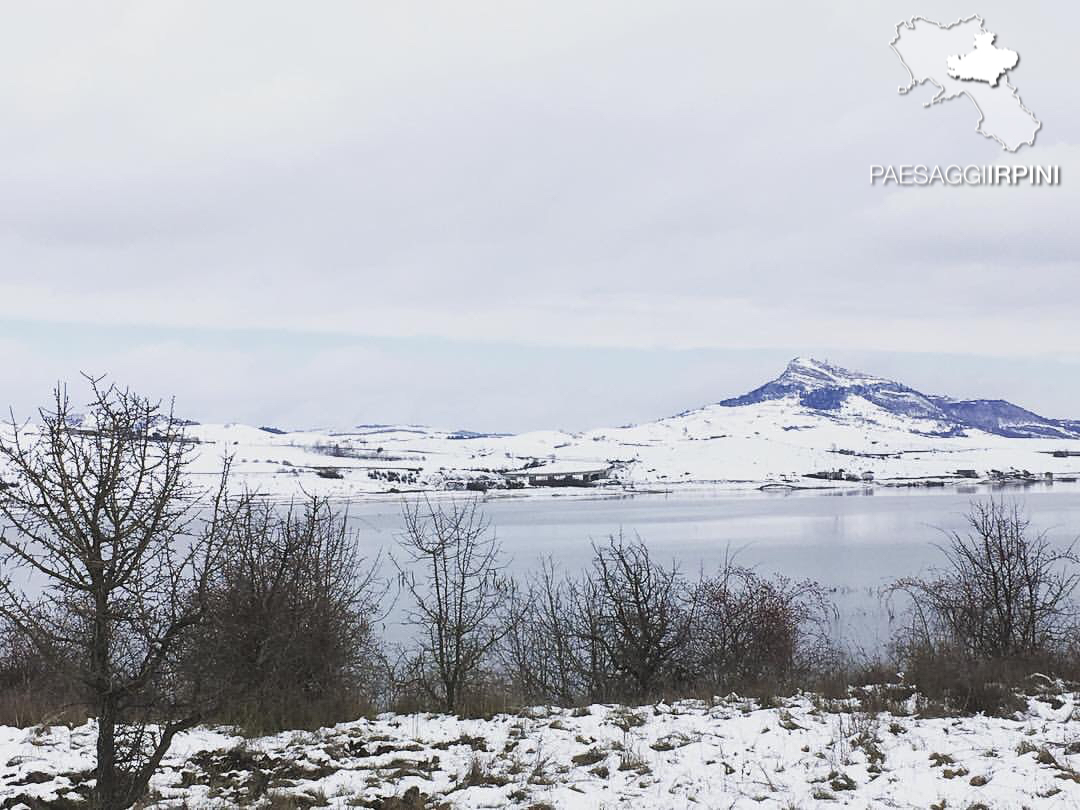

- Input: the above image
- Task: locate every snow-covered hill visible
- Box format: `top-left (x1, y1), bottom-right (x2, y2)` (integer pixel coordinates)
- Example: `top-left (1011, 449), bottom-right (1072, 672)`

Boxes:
top-left (167, 358), bottom-right (1080, 499)
top-left (5, 358), bottom-right (1079, 499)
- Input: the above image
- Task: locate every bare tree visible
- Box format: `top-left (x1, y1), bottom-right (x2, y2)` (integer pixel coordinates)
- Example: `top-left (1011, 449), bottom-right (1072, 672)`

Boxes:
top-left (689, 554), bottom-right (835, 691)
top-left (194, 496), bottom-right (385, 732)
top-left (499, 558), bottom-right (582, 705)
top-left (501, 535), bottom-right (692, 705)
top-left (0, 379), bottom-right (236, 810)
top-left (891, 499), bottom-right (1080, 662)
top-left (578, 534), bottom-right (695, 701)
top-left (501, 541), bottom-right (836, 704)
top-left (393, 498), bottom-right (514, 713)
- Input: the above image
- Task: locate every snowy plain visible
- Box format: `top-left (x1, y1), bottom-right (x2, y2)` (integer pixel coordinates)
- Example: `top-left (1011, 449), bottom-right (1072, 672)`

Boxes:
top-left (4, 690), bottom-right (1080, 809)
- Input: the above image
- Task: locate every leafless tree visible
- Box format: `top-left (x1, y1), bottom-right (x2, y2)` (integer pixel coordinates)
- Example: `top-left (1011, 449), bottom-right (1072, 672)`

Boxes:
top-left (576, 534), bottom-right (695, 700)
top-left (499, 558), bottom-right (583, 704)
top-left (689, 554), bottom-right (835, 690)
top-left (891, 499), bottom-right (1080, 662)
top-left (393, 498), bottom-right (514, 713)
top-left (0, 378), bottom-right (237, 810)
top-left (194, 496), bottom-right (386, 732)
top-left (502, 539), bottom-right (836, 704)
top-left (502, 535), bottom-right (690, 705)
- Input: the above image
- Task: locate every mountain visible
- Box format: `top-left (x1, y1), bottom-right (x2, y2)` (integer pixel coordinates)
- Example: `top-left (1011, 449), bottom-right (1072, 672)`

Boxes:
top-left (718, 357), bottom-right (1080, 440)
top-left (28, 356), bottom-right (1072, 500)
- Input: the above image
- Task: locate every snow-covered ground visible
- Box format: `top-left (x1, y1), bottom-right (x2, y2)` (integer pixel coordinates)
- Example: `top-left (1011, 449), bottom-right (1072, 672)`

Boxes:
top-left (5, 690), bottom-right (1080, 808)
top-left (4, 358), bottom-right (1079, 501)
top-left (169, 394), bottom-right (1080, 501)
top-left (169, 359), bottom-right (1080, 499)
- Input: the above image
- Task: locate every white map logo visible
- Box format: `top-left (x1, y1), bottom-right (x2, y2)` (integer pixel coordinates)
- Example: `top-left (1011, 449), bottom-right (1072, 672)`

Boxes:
top-left (890, 15), bottom-right (1040, 151)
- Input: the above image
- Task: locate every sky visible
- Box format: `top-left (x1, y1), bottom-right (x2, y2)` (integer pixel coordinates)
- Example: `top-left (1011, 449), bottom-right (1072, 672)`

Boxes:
top-left (1, 1), bottom-right (1078, 432)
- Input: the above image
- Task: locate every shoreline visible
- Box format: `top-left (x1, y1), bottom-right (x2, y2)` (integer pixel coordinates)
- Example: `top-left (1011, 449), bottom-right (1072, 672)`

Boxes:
top-left (224, 475), bottom-right (1080, 506)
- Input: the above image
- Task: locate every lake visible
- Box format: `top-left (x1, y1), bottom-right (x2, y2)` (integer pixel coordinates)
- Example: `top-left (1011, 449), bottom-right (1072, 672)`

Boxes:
top-left (346, 483), bottom-right (1080, 653)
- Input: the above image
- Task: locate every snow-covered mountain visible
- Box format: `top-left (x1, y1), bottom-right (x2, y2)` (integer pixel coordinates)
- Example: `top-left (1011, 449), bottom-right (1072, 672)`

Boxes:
top-left (162, 357), bottom-right (1080, 499)
top-left (717, 358), bottom-right (1080, 440)
top-left (7, 358), bottom-right (1077, 499)
top-left (719, 357), bottom-right (1080, 440)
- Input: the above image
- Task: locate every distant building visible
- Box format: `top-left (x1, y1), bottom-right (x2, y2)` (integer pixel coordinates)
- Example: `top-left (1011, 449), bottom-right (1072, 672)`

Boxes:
top-left (806, 469), bottom-right (848, 481)
top-left (955, 469), bottom-right (980, 479)
top-left (503, 463), bottom-right (613, 487)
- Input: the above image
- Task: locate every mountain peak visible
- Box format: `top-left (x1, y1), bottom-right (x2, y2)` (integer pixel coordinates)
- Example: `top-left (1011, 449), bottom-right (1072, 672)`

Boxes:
top-left (717, 357), bottom-right (1080, 440)
top-left (776, 357), bottom-right (890, 391)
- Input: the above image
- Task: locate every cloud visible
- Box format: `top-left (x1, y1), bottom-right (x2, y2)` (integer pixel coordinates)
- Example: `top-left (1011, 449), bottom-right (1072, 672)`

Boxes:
top-left (0, 0), bottom-right (1077, 426)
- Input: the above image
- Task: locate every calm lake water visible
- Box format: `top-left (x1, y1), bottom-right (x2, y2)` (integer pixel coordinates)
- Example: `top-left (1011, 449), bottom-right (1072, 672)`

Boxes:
top-left (347, 483), bottom-right (1080, 652)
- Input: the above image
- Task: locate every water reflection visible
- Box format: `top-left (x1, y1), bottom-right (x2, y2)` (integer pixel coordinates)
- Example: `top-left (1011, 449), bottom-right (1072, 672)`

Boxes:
top-left (347, 486), bottom-right (1080, 653)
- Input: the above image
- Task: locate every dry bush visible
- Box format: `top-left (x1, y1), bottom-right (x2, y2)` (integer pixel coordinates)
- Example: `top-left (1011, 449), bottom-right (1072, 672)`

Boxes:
top-left (499, 559), bottom-right (584, 705)
top-left (892, 499), bottom-right (1079, 660)
top-left (501, 536), bottom-right (835, 706)
top-left (889, 499), bottom-right (1080, 715)
top-left (0, 620), bottom-right (85, 727)
top-left (501, 534), bottom-right (696, 704)
top-left (192, 497), bottom-right (385, 734)
top-left (898, 643), bottom-right (1027, 717)
top-left (689, 556), bottom-right (836, 694)
top-left (580, 534), bottom-right (695, 700)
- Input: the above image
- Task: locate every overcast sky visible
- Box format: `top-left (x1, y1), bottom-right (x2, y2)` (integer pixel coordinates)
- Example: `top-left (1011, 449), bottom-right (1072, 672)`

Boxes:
top-left (1, 1), bottom-right (1078, 432)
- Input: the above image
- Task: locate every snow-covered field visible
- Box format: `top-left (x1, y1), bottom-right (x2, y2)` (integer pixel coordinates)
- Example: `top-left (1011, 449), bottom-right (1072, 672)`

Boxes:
top-left (5, 690), bottom-right (1080, 808)
top-left (171, 359), bottom-right (1080, 500)
top-left (5, 358), bottom-right (1079, 502)
top-left (173, 395), bottom-right (1080, 502)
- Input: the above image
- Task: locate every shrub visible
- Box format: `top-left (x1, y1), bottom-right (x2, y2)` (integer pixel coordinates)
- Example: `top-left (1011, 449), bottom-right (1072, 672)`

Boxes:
top-left (580, 534), bottom-right (695, 700)
top-left (891, 499), bottom-right (1079, 661)
top-left (688, 557), bottom-right (835, 693)
top-left (193, 497), bottom-right (385, 733)
top-left (500, 538), bottom-right (836, 705)
top-left (0, 623), bottom-right (85, 727)
top-left (889, 499), bottom-right (1080, 714)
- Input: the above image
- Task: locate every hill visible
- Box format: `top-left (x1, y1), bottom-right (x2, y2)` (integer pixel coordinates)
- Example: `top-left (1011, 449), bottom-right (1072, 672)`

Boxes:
top-left (169, 358), bottom-right (1080, 499)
